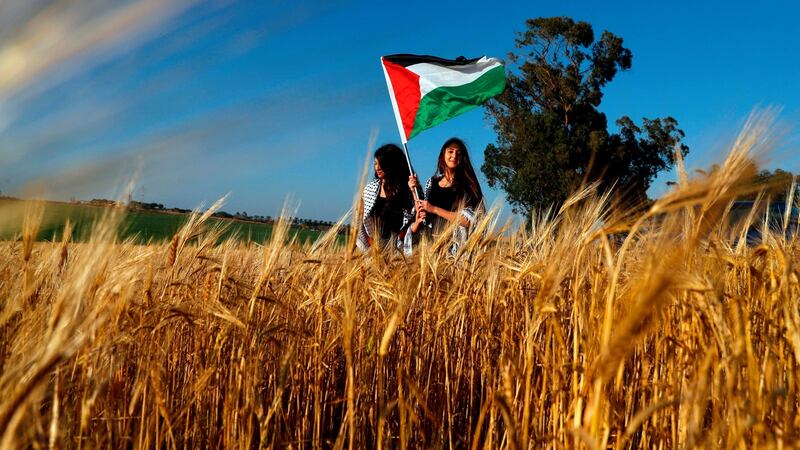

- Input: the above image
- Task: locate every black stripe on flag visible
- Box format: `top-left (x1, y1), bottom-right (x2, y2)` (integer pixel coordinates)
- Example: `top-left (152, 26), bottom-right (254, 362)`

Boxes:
top-left (382, 54), bottom-right (481, 68)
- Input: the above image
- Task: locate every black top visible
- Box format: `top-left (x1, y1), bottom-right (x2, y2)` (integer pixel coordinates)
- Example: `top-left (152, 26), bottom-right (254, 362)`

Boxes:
top-left (370, 195), bottom-right (405, 241)
top-left (427, 179), bottom-right (477, 231)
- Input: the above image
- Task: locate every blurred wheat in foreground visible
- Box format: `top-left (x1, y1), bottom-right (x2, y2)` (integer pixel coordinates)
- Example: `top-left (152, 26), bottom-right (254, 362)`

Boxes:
top-left (2, 115), bottom-right (800, 449)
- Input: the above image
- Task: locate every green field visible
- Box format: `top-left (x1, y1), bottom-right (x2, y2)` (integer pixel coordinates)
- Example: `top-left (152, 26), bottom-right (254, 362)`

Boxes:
top-left (0, 199), bottom-right (327, 244)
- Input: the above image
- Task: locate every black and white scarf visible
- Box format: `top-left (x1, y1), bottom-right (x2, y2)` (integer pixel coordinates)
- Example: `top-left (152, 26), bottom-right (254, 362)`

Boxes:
top-left (357, 179), bottom-right (415, 253)
top-left (415, 177), bottom-right (481, 254)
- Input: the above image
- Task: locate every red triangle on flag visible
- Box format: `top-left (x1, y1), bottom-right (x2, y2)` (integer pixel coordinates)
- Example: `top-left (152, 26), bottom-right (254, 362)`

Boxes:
top-left (381, 59), bottom-right (421, 141)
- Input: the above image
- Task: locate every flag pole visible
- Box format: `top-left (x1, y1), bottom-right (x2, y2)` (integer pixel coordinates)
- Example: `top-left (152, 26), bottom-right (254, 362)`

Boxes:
top-left (401, 141), bottom-right (423, 201)
top-left (381, 56), bottom-right (423, 202)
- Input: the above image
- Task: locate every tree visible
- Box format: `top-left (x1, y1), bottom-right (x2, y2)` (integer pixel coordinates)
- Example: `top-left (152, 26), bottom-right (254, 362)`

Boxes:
top-left (751, 168), bottom-right (796, 200)
top-left (482, 17), bottom-right (689, 217)
top-left (674, 164), bottom-right (797, 201)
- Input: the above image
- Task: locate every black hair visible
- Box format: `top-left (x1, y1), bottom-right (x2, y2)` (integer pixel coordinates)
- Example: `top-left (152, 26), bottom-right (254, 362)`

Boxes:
top-left (374, 144), bottom-right (411, 201)
top-left (435, 137), bottom-right (484, 207)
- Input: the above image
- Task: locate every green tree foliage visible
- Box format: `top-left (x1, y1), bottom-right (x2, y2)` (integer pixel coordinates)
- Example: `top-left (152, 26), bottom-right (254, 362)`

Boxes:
top-left (482, 17), bottom-right (689, 216)
top-left (682, 164), bottom-right (797, 201)
top-left (752, 168), bottom-right (797, 200)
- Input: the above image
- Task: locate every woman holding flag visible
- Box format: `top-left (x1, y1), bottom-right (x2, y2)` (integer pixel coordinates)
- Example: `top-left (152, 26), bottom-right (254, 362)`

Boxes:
top-left (357, 144), bottom-right (421, 252)
top-left (376, 52), bottom-right (504, 252)
top-left (409, 137), bottom-right (484, 250)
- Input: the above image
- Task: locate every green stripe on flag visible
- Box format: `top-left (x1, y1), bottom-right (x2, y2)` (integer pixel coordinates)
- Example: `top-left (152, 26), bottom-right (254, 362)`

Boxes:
top-left (409, 65), bottom-right (505, 140)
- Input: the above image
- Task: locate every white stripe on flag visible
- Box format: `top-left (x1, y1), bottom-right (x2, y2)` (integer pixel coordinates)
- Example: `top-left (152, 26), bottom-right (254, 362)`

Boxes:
top-left (406, 57), bottom-right (503, 98)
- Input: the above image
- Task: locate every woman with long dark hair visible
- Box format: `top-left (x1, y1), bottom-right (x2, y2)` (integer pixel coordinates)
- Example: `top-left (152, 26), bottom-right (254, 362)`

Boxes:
top-left (357, 144), bottom-right (419, 252)
top-left (409, 137), bottom-right (484, 247)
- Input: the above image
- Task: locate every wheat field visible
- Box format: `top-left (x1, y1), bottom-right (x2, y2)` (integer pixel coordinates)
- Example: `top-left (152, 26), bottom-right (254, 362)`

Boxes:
top-left (1, 115), bottom-right (799, 449)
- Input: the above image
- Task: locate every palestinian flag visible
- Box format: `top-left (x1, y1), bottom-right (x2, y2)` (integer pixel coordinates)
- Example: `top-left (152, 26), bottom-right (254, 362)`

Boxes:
top-left (381, 54), bottom-right (506, 142)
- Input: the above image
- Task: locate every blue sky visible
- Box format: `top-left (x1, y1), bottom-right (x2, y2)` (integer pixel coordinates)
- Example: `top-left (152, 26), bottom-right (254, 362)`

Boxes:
top-left (2, 0), bottom-right (799, 221)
